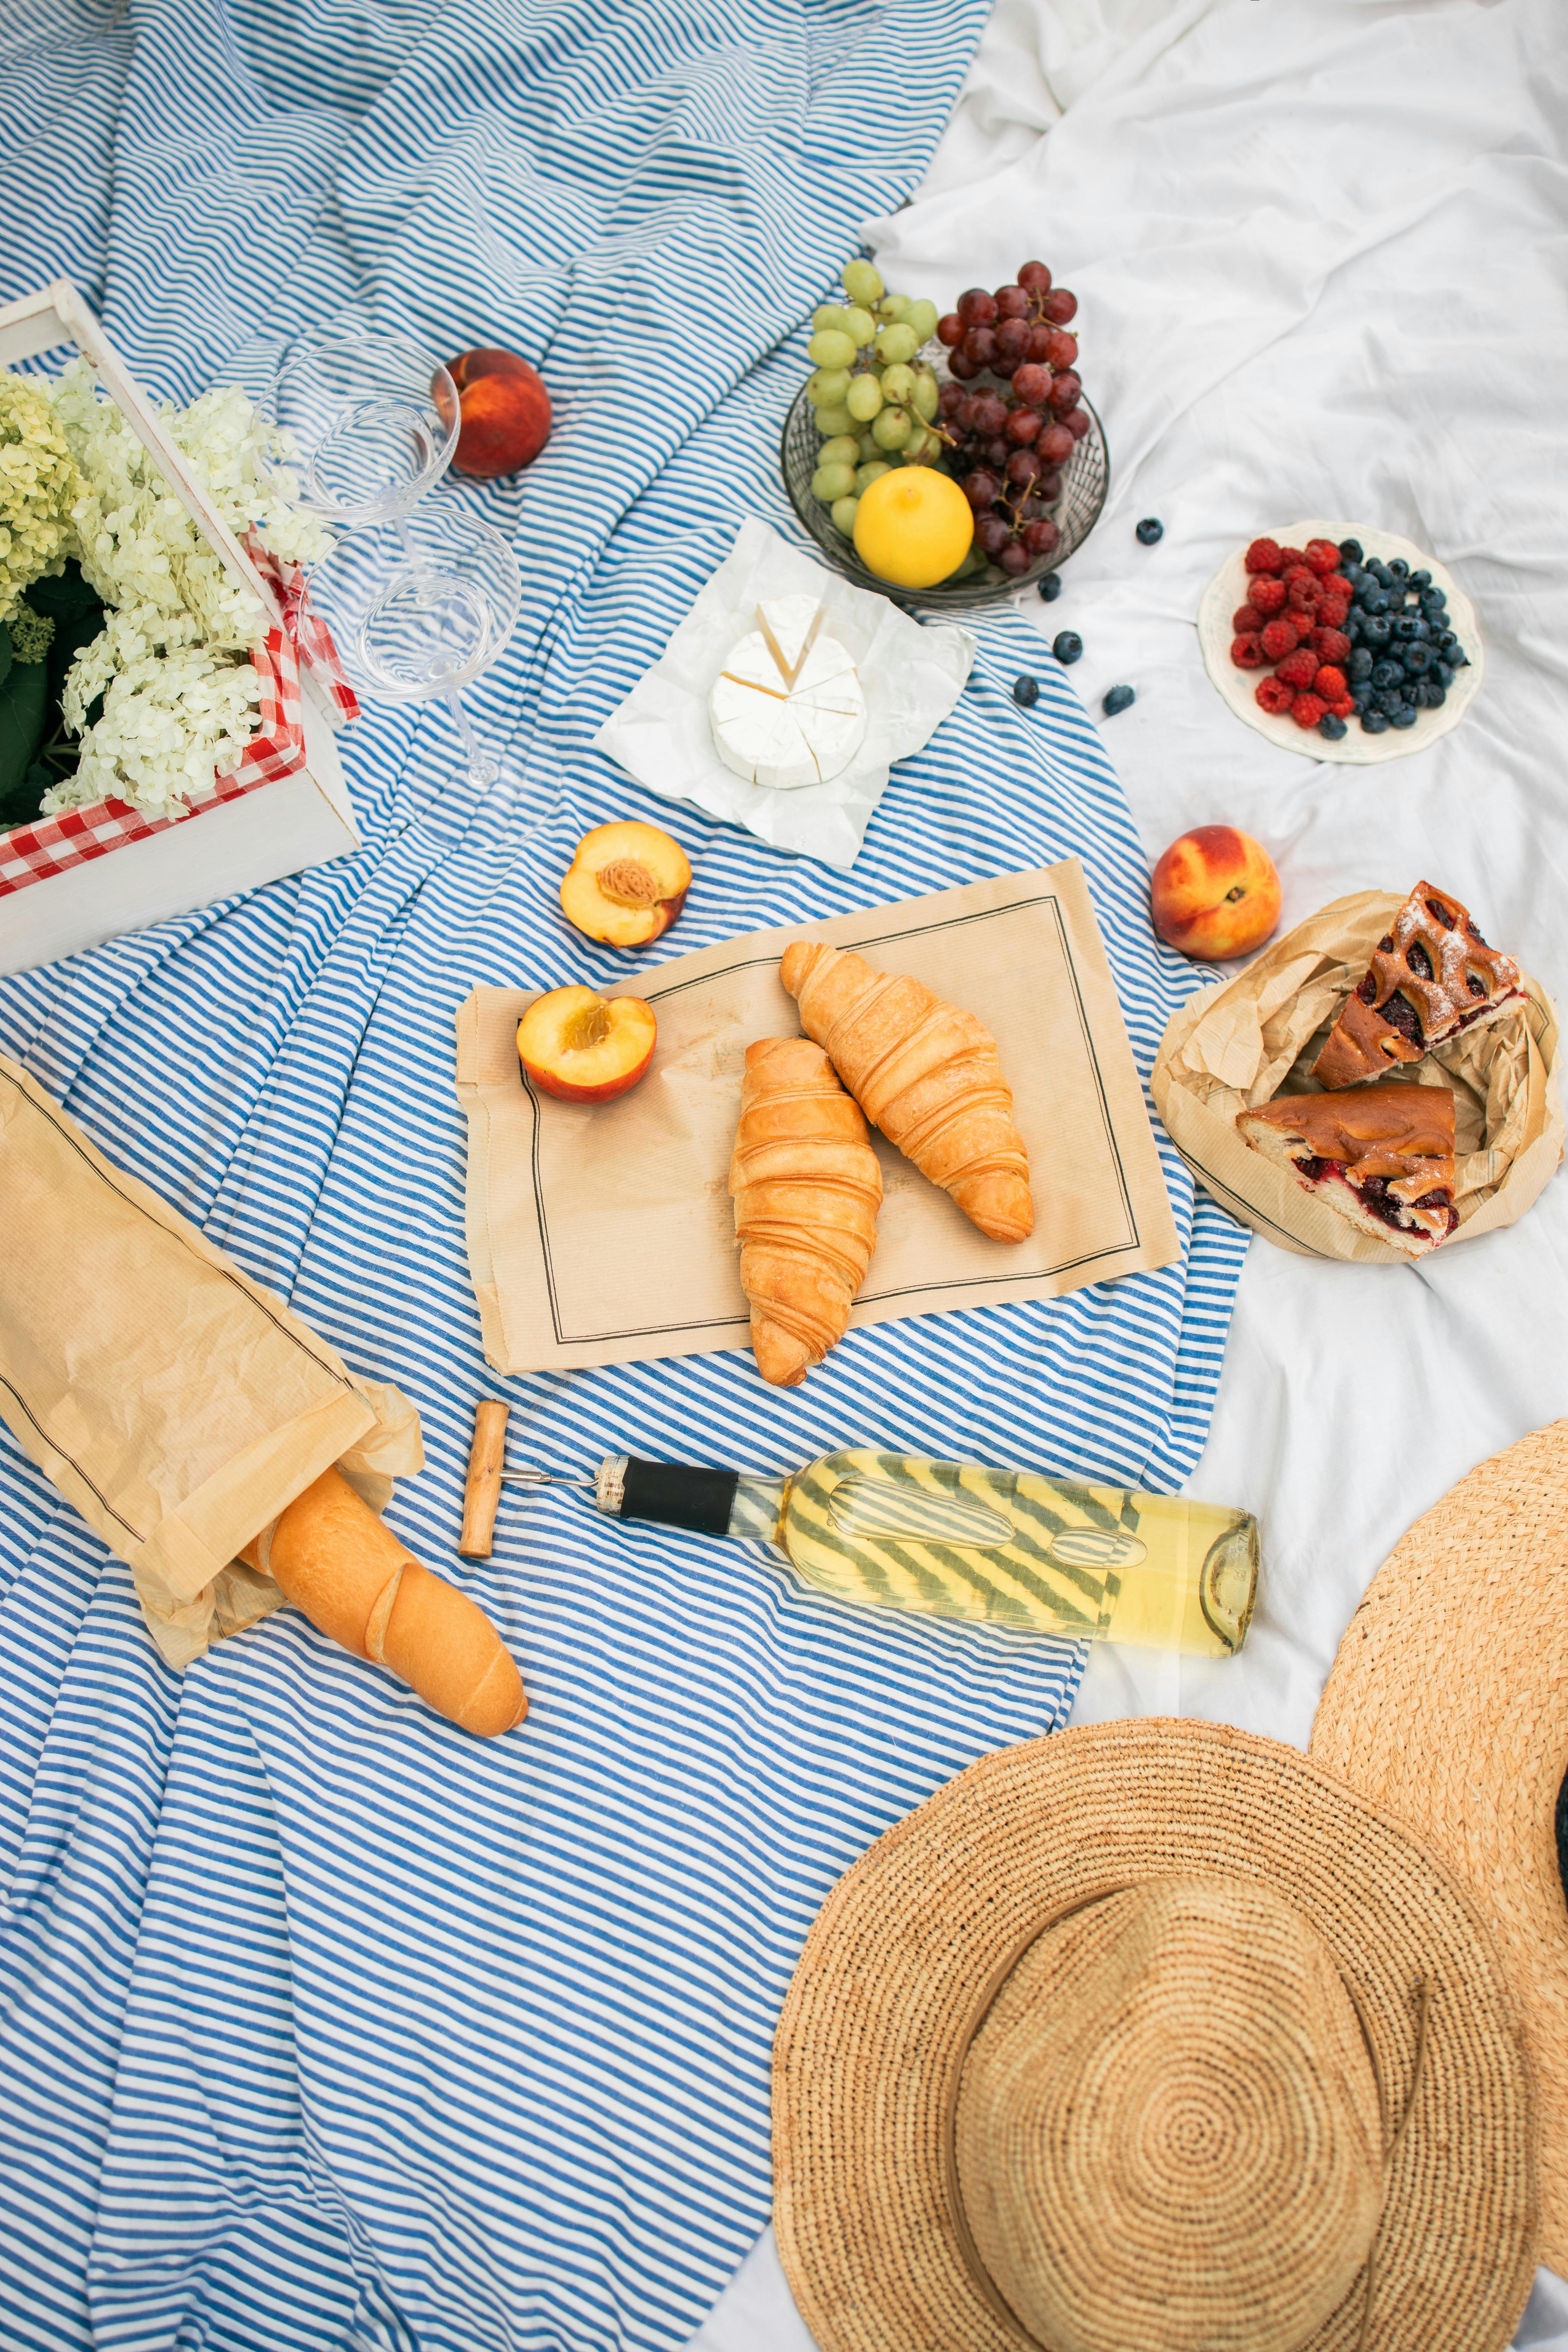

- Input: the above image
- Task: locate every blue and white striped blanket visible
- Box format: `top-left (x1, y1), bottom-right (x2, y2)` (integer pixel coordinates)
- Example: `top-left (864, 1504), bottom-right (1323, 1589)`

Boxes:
top-left (0, 5), bottom-right (1247, 2345)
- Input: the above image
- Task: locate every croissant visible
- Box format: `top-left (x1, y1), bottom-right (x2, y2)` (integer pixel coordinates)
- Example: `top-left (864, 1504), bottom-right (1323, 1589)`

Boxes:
top-left (729, 1036), bottom-right (883, 1387)
top-left (780, 941), bottom-right (1034, 1243)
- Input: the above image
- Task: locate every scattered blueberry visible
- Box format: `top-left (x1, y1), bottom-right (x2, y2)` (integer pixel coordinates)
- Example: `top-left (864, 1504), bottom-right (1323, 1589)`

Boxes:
top-left (1390, 702), bottom-right (1418, 728)
top-left (1319, 713), bottom-right (1348, 741)
top-left (1388, 558), bottom-right (1409, 582)
top-left (1038, 570), bottom-right (1063, 603)
top-left (1409, 568), bottom-right (1432, 591)
top-left (1053, 630), bottom-right (1084, 665)
top-left (1013, 674), bottom-right (1041, 707)
top-left (1361, 708), bottom-right (1391, 734)
top-left (1102, 683), bottom-right (1136, 716)
top-left (1348, 648), bottom-right (1373, 681)
top-left (1338, 537), bottom-right (1364, 564)
top-left (1136, 517), bottom-right (1164, 545)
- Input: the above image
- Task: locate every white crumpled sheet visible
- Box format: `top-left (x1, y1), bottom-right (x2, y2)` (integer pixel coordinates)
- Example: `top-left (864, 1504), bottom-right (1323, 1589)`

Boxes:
top-left (694, 0), bottom-right (1568, 2342)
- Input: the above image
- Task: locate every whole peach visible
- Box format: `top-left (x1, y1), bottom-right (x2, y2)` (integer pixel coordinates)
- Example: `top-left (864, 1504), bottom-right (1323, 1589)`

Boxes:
top-left (1150, 825), bottom-right (1281, 961)
top-left (445, 348), bottom-right (551, 476)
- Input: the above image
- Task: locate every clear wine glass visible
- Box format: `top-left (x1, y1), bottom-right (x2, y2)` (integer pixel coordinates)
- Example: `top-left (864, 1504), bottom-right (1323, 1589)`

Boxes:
top-left (263, 330), bottom-right (460, 527)
top-left (302, 504), bottom-right (522, 786)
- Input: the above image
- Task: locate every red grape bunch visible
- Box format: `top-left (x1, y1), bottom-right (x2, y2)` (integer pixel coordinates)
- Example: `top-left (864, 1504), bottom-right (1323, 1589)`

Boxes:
top-left (933, 259), bottom-right (1090, 579)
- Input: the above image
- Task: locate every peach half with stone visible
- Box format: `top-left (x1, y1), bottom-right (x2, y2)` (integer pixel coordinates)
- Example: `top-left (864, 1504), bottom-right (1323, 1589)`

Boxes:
top-left (559, 821), bottom-right (691, 948)
top-left (517, 986), bottom-right (657, 1104)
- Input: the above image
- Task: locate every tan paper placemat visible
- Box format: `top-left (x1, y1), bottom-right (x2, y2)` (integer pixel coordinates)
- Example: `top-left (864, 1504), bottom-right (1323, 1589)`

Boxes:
top-left (455, 860), bottom-right (1179, 1374)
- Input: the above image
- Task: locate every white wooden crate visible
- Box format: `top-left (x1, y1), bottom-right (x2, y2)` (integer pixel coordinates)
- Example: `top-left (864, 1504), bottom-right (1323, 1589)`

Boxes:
top-left (0, 279), bottom-right (360, 977)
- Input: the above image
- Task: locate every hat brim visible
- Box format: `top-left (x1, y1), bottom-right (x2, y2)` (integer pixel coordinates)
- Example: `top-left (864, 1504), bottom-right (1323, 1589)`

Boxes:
top-left (774, 1718), bottom-right (1538, 2352)
top-left (1314, 1419), bottom-right (1568, 2270)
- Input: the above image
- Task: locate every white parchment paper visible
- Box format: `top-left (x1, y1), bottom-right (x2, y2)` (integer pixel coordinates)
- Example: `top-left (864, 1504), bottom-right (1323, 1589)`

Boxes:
top-left (593, 517), bottom-right (975, 870)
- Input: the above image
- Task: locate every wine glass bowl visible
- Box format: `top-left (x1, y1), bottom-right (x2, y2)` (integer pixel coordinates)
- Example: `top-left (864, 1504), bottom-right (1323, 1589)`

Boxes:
top-left (303, 505), bottom-right (522, 784)
top-left (780, 357), bottom-right (1108, 610)
top-left (265, 332), bottom-right (460, 528)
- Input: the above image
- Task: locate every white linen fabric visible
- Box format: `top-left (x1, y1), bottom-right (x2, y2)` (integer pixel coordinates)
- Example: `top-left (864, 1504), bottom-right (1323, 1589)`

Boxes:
top-left (694, 0), bottom-right (1568, 2342)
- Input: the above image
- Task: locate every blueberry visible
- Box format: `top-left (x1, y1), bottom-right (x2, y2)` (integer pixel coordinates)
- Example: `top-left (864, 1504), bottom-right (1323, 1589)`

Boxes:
top-left (1053, 631), bottom-right (1084, 664)
top-left (1427, 682), bottom-right (1447, 706)
top-left (1013, 674), bottom-right (1040, 707)
top-left (1388, 558), bottom-right (1409, 582)
top-left (1367, 559), bottom-right (1392, 587)
top-left (1400, 679), bottom-right (1418, 701)
top-left (1409, 568), bottom-right (1432, 591)
top-left (1410, 616), bottom-right (1432, 641)
top-left (1371, 659), bottom-right (1401, 689)
top-left (1338, 537), bottom-right (1365, 564)
top-left (1393, 614), bottom-right (1421, 640)
top-left (1434, 661), bottom-right (1455, 689)
top-left (1451, 645), bottom-right (1470, 668)
top-left (1360, 588), bottom-right (1390, 617)
top-left (1404, 643), bottom-right (1433, 676)
top-left (1318, 713), bottom-right (1348, 741)
top-left (1343, 611), bottom-right (1364, 644)
top-left (1362, 614), bottom-right (1393, 647)
top-left (1102, 682), bottom-right (1136, 715)
top-left (1390, 702), bottom-right (1418, 729)
top-left (1413, 680), bottom-right (1441, 708)
top-left (1423, 586), bottom-right (1447, 610)
top-left (1348, 648), bottom-right (1373, 680)
top-left (1362, 708), bottom-right (1391, 734)
top-left (1350, 684), bottom-right (1374, 711)
top-left (1135, 517), bottom-right (1163, 545)
top-left (1037, 571), bottom-right (1063, 603)
top-left (1376, 688), bottom-right (1406, 716)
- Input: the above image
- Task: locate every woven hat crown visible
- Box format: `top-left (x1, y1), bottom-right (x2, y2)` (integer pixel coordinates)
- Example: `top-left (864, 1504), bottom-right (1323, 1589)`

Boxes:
top-left (954, 1876), bottom-right (1385, 2352)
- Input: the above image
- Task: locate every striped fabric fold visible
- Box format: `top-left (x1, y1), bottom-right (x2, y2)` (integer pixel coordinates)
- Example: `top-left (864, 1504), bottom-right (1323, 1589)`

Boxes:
top-left (0, 2), bottom-right (1248, 2347)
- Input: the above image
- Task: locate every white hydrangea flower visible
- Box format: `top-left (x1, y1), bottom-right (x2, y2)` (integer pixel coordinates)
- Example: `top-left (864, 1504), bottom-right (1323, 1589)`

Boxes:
top-left (40, 360), bottom-right (327, 819)
top-left (0, 372), bottom-right (78, 623)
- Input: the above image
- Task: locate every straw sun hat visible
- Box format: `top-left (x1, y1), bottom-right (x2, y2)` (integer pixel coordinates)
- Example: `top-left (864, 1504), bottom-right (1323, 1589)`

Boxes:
top-left (1313, 1418), bottom-right (1568, 2272)
top-left (773, 1718), bottom-right (1538, 2352)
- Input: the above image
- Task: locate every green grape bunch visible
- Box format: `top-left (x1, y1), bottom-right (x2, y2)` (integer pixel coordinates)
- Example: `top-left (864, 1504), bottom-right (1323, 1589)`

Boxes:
top-left (803, 255), bottom-right (944, 539)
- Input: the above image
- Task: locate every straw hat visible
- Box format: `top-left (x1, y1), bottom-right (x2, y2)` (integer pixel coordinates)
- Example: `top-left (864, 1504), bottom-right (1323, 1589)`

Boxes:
top-left (773, 1718), bottom-right (1538, 2352)
top-left (1313, 1417), bottom-right (1568, 2270)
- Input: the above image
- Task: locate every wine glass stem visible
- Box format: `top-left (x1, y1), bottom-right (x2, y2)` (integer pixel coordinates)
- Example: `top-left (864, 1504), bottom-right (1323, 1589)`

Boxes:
top-left (445, 684), bottom-right (495, 785)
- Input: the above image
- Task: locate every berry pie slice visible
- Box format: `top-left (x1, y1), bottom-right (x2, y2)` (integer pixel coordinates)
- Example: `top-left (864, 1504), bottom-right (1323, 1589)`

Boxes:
top-left (1236, 1081), bottom-right (1458, 1256)
top-left (1312, 880), bottom-right (1524, 1089)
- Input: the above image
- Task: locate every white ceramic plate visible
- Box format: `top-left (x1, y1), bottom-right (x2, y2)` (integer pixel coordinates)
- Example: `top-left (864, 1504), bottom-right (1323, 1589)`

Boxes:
top-left (1197, 519), bottom-right (1484, 764)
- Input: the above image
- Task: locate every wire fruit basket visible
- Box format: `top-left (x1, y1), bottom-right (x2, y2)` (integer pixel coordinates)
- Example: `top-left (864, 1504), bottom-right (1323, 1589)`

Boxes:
top-left (779, 358), bottom-right (1108, 612)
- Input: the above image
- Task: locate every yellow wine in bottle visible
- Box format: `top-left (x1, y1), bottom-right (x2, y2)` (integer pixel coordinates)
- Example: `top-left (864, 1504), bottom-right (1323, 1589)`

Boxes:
top-left (591, 1448), bottom-right (1258, 1657)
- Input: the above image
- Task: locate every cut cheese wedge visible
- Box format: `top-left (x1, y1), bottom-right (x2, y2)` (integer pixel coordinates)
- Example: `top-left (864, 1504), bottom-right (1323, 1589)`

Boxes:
top-left (709, 596), bottom-right (867, 792)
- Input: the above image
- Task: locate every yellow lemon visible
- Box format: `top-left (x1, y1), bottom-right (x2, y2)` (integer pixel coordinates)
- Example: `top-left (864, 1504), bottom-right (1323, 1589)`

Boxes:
top-left (852, 464), bottom-right (974, 588)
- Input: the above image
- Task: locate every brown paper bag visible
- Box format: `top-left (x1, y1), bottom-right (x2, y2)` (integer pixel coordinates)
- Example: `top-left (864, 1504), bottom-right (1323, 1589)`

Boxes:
top-left (1150, 890), bottom-right (1564, 1262)
top-left (0, 1053), bottom-right (422, 1667)
top-left (455, 859), bottom-right (1180, 1375)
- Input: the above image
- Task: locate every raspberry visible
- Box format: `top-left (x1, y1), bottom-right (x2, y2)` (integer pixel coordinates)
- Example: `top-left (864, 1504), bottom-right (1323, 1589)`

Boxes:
top-left (1230, 634), bottom-right (1265, 669)
top-left (1247, 576), bottom-right (1288, 616)
top-left (1314, 665), bottom-right (1348, 701)
top-left (1316, 629), bottom-right (1351, 666)
top-left (1304, 538), bottom-right (1340, 575)
top-left (1318, 597), bottom-right (1349, 630)
top-left (1245, 537), bottom-right (1284, 575)
top-left (1329, 696), bottom-right (1355, 718)
top-left (1255, 676), bottom-right (1295, 715)
top-left (1290, 692), bottom-right (1327, 729)
top-left (1324, 574), bottom-right (1352, 600)
top-left (1288, 576), bottom-right (1322, 613)
top-left (1259, 617), bottom-right (1299, 661)
top-left (1233, 603), bottom-right (1265, 634)
top-left (1276, 547), bottom-right (1307, 570)
top-left (1276, 648), bottom-right (1320, 690)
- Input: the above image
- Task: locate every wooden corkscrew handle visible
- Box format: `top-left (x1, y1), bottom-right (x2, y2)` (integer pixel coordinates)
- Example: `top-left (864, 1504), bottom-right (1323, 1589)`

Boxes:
top-left (460, 1399), bottom-right (511, 1558)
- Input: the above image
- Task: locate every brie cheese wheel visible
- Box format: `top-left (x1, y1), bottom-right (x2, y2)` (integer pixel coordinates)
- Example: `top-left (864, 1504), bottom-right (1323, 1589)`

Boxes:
top-left (708, 596), bottom-right (867, 792)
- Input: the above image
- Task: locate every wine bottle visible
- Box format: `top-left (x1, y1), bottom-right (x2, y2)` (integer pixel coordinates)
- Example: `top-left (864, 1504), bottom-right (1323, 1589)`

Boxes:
top-left (587, 1448), bottom-right (1257, 1656)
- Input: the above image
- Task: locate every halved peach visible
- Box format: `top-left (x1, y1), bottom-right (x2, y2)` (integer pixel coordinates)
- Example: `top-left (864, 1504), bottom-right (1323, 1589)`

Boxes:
top-left (517, 986), bottom-right (656, 1104)
top-left (560, 821), bottom-right (691, 949)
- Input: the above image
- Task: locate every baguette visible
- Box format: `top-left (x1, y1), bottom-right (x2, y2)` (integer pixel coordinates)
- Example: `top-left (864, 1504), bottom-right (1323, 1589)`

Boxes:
top-left (240, 1467), bottom-right (527, 1736)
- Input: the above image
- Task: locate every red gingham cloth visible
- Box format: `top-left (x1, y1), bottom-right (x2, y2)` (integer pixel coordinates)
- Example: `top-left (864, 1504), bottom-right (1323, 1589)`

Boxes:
top-left (0, 540), bottom-right (358, 900)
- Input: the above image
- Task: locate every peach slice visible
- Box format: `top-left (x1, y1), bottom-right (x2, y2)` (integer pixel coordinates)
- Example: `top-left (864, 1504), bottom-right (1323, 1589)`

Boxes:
top-left (517, 986), bottom-right (656, 1104)
top-left (559, 821), bottom-right (692, 949)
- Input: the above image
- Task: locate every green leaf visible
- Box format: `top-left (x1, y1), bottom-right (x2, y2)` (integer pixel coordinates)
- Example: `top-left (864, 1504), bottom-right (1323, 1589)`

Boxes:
top-left (0, 658), bottom-right (50, 821)
top-left (0, 623), bottom-right (11, 693)
top-left (26, 560), bottom-right (102, 619)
